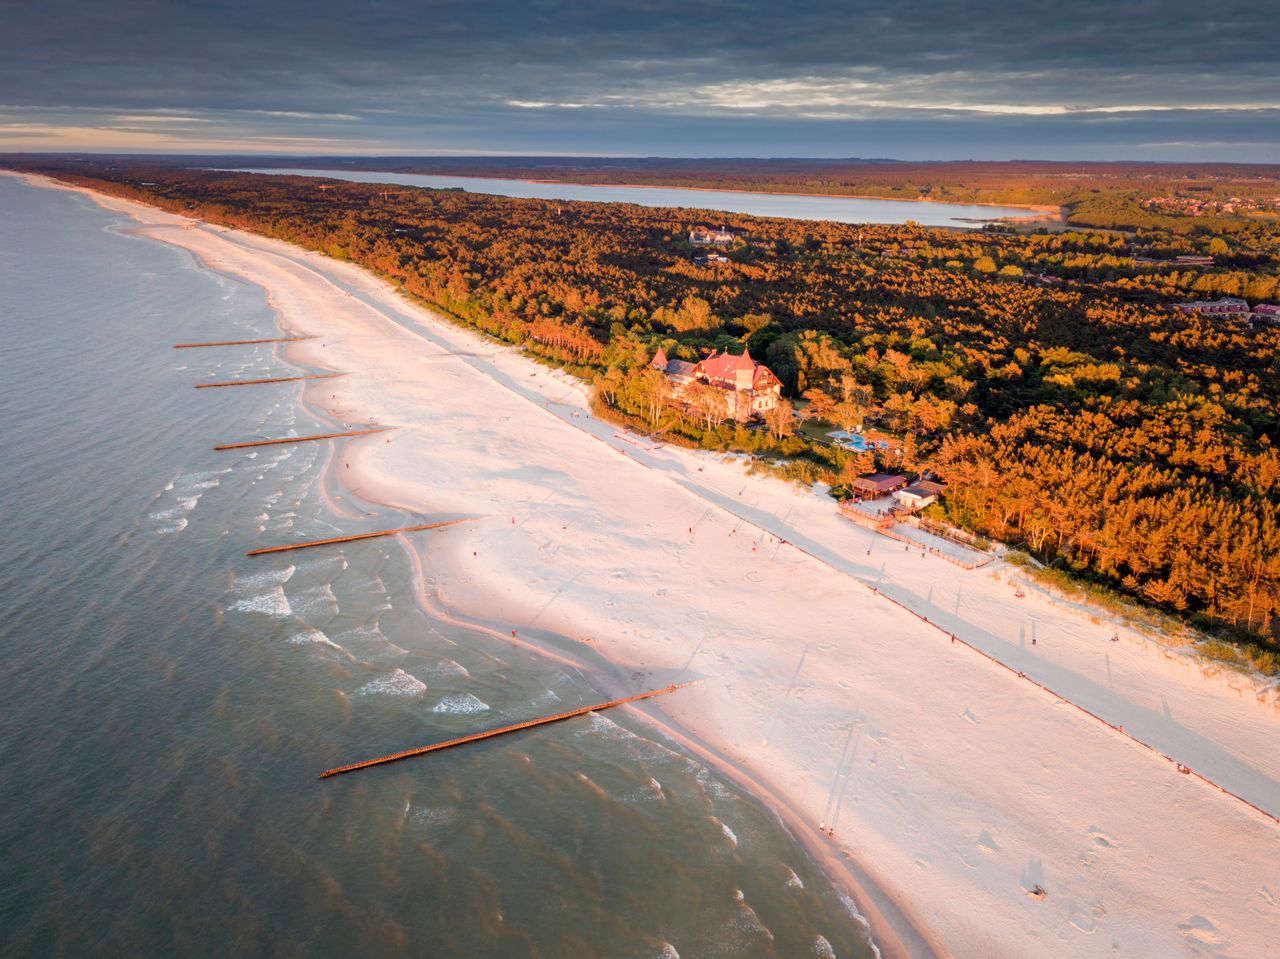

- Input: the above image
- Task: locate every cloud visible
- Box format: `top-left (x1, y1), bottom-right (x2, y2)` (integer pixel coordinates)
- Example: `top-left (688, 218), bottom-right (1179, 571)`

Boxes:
top-left (1, 1), bottom-right (1276, 157)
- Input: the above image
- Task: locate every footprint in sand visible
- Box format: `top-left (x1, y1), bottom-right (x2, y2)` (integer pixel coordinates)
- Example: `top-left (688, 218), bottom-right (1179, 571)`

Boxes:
top-left (1088, 828), bottom-right (1117, 849)
top-left (1068, 910), bottom-right (1098, 934)
top-left (1177, 915), bottom-right (1221, 945)
top-left (960, 831), bottom-right (1001, 869)
top-left (1188, 876), bottom-right (1220, 897)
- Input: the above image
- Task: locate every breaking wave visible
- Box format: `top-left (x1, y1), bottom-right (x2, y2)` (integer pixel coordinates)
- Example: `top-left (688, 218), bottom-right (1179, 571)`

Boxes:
top-left (358, 669), bottom-right (427, 696)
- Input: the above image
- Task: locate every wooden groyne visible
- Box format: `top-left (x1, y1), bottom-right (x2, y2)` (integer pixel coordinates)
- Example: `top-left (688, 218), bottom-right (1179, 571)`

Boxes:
top-left (214, 427), bottom-right (390, 451)
top-left (195, 373), bottom-right (345, 389)
top-left (319, 682), bottom-right (692, 779)
top-left (174, 336), bottom-right (315, 349)
top-left (246, 518), bottom-right (469, 557)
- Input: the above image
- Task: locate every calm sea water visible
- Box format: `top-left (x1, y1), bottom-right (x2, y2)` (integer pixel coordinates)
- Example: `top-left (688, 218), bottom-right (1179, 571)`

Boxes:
top-left (0, 176), bottom-right (877, 958)
top-left (232, 167), bottom-right (1037, 227)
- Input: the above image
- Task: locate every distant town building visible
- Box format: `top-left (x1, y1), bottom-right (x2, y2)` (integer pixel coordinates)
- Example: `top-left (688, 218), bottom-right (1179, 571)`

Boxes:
top-left (1133, 254), bottom-right (1215, 268)
top-left (651, 346), bottom-right (781, 421)
top-left (1251, 304), bottom-right (1280, 326)
top-left (694, 253), bottom-right (731, 265)
top-left (1173, 297), bottom-right (1251, 319)
top-left (689, 226), bottom-right (746, 247)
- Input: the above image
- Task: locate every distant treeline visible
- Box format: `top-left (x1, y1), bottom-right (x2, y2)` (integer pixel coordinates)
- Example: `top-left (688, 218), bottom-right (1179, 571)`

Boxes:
top-left (12, 153), bottom-right (1279, 226)
top-left (10, 159), bottom-right (1278, 665)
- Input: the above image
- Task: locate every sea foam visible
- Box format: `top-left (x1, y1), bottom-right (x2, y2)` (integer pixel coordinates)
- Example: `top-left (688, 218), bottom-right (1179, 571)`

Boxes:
top-left (228, 587), bottom-right (292, 618)
top-left (811, 935), bottom-right (836, 958)
top-left (715, 818), bottom-right (738, 847)
top-left (431, 693), bottom-right (489, 715)
top-left (410, 806), bottom-right (457, 826)
top-left (290, 583), bottom-right (340, 618)
top-left (236, 565), bottom-right (296, 591)
top-left (288, 628), bottom-right (343, 651)
top-left (358, 669), bottom-right (427, 697)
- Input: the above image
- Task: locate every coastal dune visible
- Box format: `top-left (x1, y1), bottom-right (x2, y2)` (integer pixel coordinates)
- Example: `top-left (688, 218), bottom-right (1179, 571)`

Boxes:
top-left (29, 172), bottom-right (1280, 959)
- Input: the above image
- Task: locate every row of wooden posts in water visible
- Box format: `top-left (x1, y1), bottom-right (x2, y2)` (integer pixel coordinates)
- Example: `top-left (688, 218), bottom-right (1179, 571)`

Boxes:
top-left (182, 336), bottom-right (687, 778)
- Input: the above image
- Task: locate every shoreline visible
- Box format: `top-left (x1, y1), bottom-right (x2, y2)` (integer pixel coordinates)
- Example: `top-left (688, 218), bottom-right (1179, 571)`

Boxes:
top-left (59, 169), bottom-right (918, 956)
top-left (322, 434), bottom-right (937, 959)
top-left (19, 170), bottom-right (1280, 959)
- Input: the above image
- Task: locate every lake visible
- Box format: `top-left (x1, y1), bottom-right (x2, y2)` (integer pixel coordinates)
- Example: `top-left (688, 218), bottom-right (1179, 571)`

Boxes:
top-left (230, 167), bottom-right (1043, 227)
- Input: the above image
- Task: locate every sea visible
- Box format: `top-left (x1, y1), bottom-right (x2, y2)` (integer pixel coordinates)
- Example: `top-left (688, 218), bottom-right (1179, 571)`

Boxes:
top-left (230, 167), bottom-right (1038, 227)
top-left (0, 174), bottom-right (878, 958)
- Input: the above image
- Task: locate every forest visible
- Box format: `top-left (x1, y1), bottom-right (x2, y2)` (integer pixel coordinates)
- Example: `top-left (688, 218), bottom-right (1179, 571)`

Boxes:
top-left (9, 158), bottom-right (1279, 666)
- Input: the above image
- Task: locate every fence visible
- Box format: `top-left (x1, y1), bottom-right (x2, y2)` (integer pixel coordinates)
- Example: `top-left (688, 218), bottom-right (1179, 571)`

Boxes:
top-left (840, 503), bottom-right (994, 568)
top-left (865, 583), bottom-right (1280, 828)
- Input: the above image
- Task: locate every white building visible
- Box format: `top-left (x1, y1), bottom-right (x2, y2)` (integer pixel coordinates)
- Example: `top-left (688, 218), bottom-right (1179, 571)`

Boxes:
top-left (894, 480), bottom-right (945, 511)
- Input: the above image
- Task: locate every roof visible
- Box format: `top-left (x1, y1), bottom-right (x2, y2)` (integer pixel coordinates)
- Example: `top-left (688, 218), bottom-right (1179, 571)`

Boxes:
top-left (697, 347), bottom-right (758, 380)
top-left (752, 365), bottom-right (780, 390)
top-left (900, 480), bottom-right (945, 497)
top-left (666, 359), bottom-right (697, 377)
top-left (852, 473), bottom-right (908, 492)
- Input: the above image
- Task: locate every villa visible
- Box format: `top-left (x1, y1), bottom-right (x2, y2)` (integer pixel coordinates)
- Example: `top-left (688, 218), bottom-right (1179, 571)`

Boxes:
top-left (651, 346), bottom-right (782, 421)
top-left (689, 226), bottom-right (746, 247)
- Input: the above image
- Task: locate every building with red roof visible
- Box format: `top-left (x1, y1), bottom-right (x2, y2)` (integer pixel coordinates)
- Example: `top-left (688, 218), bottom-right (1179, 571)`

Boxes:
top-left (651, 346), bottom-right (782, 421)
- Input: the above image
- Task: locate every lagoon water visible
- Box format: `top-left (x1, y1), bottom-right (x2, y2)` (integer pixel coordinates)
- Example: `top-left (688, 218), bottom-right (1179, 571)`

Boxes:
top-left (0, 175), bottom-right (877, 958)
top-left (234, 167), bottom-right (1038, 227)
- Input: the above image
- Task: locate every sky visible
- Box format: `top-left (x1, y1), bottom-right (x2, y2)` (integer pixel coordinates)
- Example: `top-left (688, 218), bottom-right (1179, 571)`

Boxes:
top-left (3, 0), bottom-right (1278, 160)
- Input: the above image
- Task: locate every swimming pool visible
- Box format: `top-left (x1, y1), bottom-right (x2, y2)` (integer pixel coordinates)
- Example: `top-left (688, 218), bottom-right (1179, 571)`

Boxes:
top-left (827, 429), bottom-right (882, 452)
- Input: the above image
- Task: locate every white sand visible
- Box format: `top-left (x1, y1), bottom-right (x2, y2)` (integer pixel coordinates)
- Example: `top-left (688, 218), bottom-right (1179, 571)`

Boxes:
top-left (25, 172), bottom-right (1280, 959)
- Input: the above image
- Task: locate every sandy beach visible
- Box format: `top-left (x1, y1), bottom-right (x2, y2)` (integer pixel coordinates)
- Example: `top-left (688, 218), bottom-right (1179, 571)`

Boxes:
top-left (23, 171), bottom-right (1280, 959)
